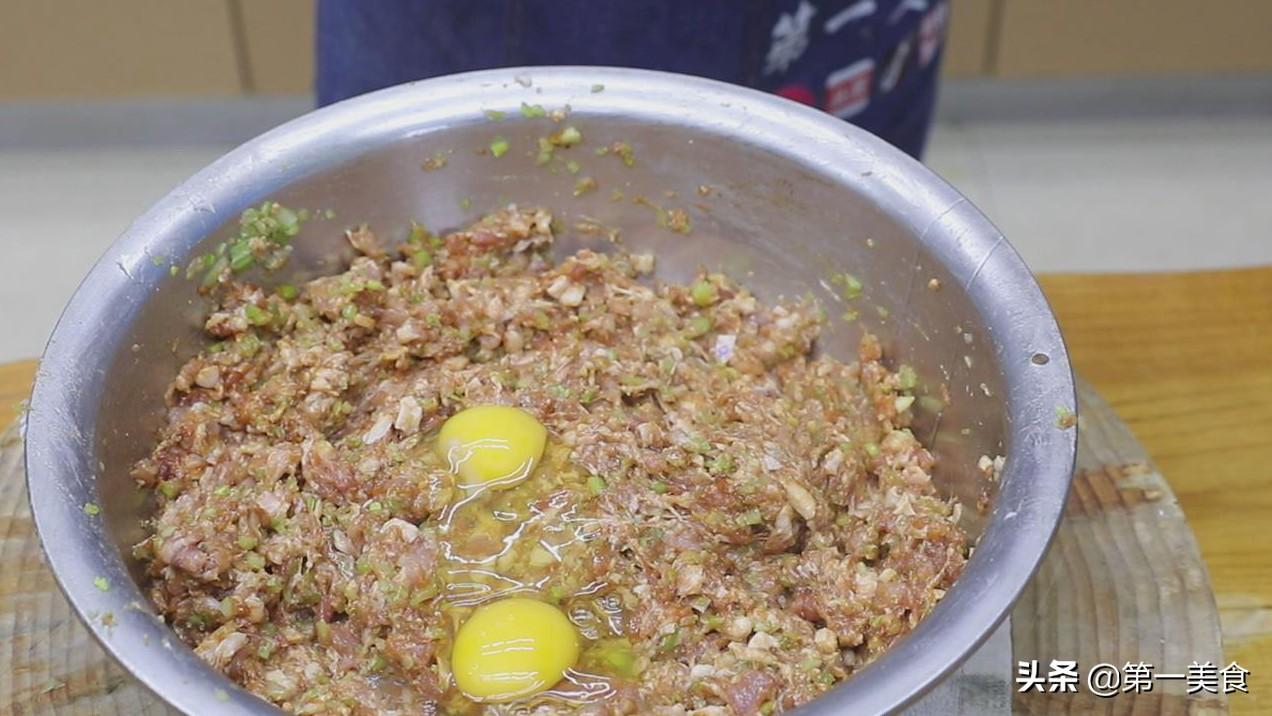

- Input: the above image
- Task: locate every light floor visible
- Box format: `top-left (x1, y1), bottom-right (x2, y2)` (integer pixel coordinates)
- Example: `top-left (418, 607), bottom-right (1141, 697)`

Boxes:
top-left (2, 79), bottom-right (1270, 363)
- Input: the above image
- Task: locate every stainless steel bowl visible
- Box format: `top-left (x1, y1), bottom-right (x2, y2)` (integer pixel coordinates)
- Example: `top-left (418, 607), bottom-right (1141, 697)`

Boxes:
top-left (27, 67), bottom-right (1075, 714)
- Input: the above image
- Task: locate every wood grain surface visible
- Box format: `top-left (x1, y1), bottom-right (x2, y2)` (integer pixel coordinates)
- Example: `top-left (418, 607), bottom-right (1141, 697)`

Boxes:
top-left (0, 424), bottom-right (172, 715)
top-left (1012, 379), bottom-right (1225, 715)
top-left (1038, 268), bottom-right (1272, 716)
top-left (1, 266), bottom-right (1269, 714)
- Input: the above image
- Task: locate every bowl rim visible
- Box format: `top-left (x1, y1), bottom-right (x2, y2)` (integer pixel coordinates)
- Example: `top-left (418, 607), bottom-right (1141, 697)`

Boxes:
top-left (26, 66), bottom-right (1076, 715)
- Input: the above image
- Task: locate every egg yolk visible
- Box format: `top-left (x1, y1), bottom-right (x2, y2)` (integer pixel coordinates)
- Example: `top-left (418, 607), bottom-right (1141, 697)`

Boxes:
top-left (436, 406), bottom-right (547, 488)
top-left (451, 597), bottom-right (580, 702)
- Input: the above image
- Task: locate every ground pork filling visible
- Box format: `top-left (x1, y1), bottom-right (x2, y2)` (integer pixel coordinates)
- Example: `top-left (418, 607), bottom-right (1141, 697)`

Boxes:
top-left (133, 206), bottom-right (968, 715)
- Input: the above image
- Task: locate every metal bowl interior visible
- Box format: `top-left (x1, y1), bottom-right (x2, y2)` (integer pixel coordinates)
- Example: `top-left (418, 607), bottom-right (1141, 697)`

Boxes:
top-left (26, 67), bottom-right (1075, 715)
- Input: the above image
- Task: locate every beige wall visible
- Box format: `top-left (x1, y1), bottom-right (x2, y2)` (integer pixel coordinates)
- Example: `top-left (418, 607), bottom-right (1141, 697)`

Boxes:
top-left (948, 0), bottom-right (1272, 79)
top-left (236, 0), bottom-right (315, 94)
top-left (0, 0), bottom-right (313, 99)
top-left (2, 1), bottom-right (1270, 99)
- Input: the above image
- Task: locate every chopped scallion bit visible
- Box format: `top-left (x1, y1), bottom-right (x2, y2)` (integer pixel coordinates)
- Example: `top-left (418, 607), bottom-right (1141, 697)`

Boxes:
top-left (586, 475), bottom-right (607, 495)
top-left (82, 502), bottom-right (100, 515)
top-left (483, 109), bottom-right (506, 120)
top-left (276, 284), bottom-right (299, 300)
top-left (490, 136), bottom-right (510, 158)
top-left (93, 577), bottom-right (110, 592)
top-left (520, 102), bottom-right (546, 118)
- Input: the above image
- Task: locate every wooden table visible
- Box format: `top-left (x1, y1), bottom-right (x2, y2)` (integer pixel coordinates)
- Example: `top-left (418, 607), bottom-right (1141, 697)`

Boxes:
top-left (4, 267), bottom-right (1270, 714)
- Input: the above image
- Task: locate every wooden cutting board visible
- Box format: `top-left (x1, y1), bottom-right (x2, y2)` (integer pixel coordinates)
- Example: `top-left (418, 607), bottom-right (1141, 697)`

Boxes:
top-left (0, 375), bottom-right (1226, 715)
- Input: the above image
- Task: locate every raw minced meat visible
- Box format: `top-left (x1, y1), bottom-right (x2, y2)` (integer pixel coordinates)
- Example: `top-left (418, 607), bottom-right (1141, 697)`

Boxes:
top-left (133, 205), bottom-right (968, 715)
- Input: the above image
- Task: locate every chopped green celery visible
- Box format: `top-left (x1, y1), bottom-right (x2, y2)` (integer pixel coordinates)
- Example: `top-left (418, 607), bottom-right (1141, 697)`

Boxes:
top-left (658, 630), bottom-right (681, 652)
top-left (686, 315), bottom-right (713, 337)
top-left (228, 240), bottom-right (254, 272)
top-left (592, 638), bottom-right (639, 677)
top-left (691, 280), bottom-right (718, 307)
top-left (896, 364), bottom-right (918, 390)
top-left (551, 126), bottom-right (583, 147)
top-left (843, 275), bottom-right (863, 298)
top-left (244, 303), bottom-right (270, 326)
top-left (236, 332), bottom-right (261, 356)
top-left (706, 454), bottom-right (734, 475)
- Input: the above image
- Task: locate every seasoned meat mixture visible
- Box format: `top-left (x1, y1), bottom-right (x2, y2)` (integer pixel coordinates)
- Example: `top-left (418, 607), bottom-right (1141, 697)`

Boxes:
top-left (133, 205), bottom-right (968, 715)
